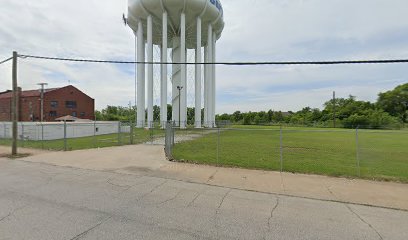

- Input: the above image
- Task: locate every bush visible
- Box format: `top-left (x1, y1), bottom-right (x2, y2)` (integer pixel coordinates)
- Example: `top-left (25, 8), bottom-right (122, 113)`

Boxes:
top-left (342, 110), bottom-right (401, 129)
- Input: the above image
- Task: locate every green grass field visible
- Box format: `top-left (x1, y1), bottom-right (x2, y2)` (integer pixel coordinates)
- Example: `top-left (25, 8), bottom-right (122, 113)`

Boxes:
top-left (0, 128), bottom-right (165, 151)
top-left (172, 126), bottom-right (408, 182)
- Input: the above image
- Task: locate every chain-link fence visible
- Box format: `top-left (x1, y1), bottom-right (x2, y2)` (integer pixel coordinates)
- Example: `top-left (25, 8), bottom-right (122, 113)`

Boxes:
top-left (2, 120), bottom-right (407, 182)
top-left (0, 121), bottom-right (166, 151)
top-left (166, 125), bottom-right (408, 182)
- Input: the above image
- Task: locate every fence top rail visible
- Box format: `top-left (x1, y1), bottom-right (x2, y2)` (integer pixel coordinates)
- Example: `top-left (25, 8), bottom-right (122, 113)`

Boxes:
top-left (194, 127), bottom-right (407, 134)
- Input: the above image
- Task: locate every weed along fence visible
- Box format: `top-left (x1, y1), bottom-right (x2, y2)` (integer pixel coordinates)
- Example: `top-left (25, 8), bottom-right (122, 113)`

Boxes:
top-left (166, 126), bottom-right (408, 182)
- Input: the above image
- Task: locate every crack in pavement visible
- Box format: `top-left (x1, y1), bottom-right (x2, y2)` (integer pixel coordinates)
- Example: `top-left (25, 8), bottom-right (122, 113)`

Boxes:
top-left (0, 205), bottom-right (27, 223)
top-left (106, 178), bottom-right (132, 190)
top-left (137, 180), bottom-right (169, 201)
top-left (0, 212), bottom-right (12, 223)
top-left (186, 191), bottom-right (203, 208)
top-left (206, 170), bottom-right (219, 183)
top-left (267, 195), bottom-right (280, 230)
top-left (214, 189), bottom-right (232, 240)
top-left (345, 204), bottom-right (383, 240)
top-left (159, 189), bottom-right (183, 205)
top-left (69, 216), bottom-right (112, 240)
top-left (326, 185), bottom-right (337, 199)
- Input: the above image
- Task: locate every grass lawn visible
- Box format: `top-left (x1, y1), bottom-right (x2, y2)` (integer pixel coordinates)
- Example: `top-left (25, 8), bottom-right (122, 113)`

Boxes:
top-left (0, 128), bottom-right (165, 151)
top-left (172, 126), bottom-right (408, 182)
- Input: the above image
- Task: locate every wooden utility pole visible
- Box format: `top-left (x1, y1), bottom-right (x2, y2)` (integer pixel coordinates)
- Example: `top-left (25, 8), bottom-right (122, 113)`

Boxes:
top-left (12, 51), bottom-right (18, 155)
top-left (37, 83), bottom-right (48, 122)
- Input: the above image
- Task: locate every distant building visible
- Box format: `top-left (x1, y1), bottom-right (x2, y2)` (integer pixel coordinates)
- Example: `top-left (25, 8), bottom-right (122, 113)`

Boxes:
top-left (0, 85), bottom-right (94, 122)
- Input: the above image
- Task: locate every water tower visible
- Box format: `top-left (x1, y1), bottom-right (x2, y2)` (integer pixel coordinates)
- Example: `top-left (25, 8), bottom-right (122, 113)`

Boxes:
top-left (127, 0), bottom-right (224, 128)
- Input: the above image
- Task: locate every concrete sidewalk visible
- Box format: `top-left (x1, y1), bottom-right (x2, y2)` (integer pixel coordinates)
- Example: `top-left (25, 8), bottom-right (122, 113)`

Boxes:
top-left (1, 145), bottom-right (407, 211)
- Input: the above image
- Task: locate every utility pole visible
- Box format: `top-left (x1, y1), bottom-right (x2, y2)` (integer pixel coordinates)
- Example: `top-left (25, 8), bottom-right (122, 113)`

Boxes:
top-left (11, 51), bottom-right (18, 155)
top-left (37, 83), bottom-right (48, 122)
top-left (333, 91), bottom-right (336, 128)
top-left (177, 86), bottom-right (183, 128)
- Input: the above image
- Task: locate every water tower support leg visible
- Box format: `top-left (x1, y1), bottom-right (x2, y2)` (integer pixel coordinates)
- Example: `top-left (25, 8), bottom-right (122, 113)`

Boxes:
top-left (204, 46), bottom-right (208, 127)
top-left (172, 37), bottom-right (181, 126)
top-left (195, 17), bottom-right (202, 128)
top-left (212, 31), bottom-right (217, 127)
top-left (136, 21), bottom-right (145, 128)
top-left (147, 15), bottom-right (154, 128)
top-left (180, 12), bottom-right (187, 128)
top-left (207, 25), bottom-right (213, 128)
top-left (161, 12), bottom-right (168, 128)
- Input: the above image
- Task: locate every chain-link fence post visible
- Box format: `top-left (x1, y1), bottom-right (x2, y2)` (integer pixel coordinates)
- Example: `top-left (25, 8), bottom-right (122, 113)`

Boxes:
top-left (171, 121), bottom-right (175, 146)
top-left (151, 122), bottom-right (154, 145)
top-left (41, 122), bottom-right (44, 149)
top-left (130, 122), bottom-right (134, 145)
top-left (93, 120), bottom-right (97, 148)
top-left (117, 122), bottom-right (122, 146)
top-left (165, 121), bottom-right (174, 159)
top-left (20, 122), bottom-right (24, 147)
top-left (356, 127), bottom-right (361, 177)
top-left (280, 125), bottom-right (283, 172)
top-left (63, 120), bottom-right (67, 151)
top-left (3, 122), bottom-right (6, 139)
top-left (217, 127), bottom-right (220, 166)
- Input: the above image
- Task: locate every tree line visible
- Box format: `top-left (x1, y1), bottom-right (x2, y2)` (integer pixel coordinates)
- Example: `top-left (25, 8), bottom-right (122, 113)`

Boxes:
top-left (95, 83), bottom-right (407, 129)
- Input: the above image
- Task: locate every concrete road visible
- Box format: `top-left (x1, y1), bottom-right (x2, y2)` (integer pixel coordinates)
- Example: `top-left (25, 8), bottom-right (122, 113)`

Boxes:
top-left (0, 159), bottom-right (407, 240)
top-left (5, 145), bottom-right (407, 211)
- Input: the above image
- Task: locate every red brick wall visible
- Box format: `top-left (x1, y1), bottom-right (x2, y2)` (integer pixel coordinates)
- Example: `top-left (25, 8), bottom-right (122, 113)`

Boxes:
top-left (19, 96), bottom-right (41, 121)
top-left (0, 98), bottom-right (11, 121)
top-left (43, 85), bottom-right (95, 121)
top-left (0, 85), bottom-right (94, 122)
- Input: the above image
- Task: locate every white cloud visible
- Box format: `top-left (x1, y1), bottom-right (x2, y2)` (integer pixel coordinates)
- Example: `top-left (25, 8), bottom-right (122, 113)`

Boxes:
top-left (1, 0), bottom-right (407, 113)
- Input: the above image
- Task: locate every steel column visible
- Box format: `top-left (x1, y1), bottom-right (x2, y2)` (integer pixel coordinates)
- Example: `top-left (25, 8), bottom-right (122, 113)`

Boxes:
top-left (204, 46), bottom-right (208, 127)
top-left (147, 15), bottom-right (154, 128)
top-left (207, 25), bottom-right (213, 128)
top-left (212, 30), bottom-right (217, 126)
top-left (195, 17), bottom-right (202, 128)
top-left (172, 37), bottom-right (181, 126)
top-left (136, 21), bottom-right (145, 128)
top-left (161, 12), bottom-right (168, 127)
top-left (180, 12), bottom-right (187, 128)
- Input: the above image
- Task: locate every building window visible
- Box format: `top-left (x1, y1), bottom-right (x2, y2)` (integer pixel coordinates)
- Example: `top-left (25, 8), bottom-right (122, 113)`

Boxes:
top-left (51, 101), bottom-right (58, 108)
top-left (72, 111), bottom-right (77, 117)
top-left (80, 112), bottom-right (85, 117)
top-left (65, 101), bottom-right (77, 108)
top-left (49, 111), bottom-right (57, 117)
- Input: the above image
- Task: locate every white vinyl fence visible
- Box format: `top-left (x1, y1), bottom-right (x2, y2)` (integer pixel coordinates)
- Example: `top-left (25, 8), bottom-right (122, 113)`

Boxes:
top-left (0, 122), bottom-right (130, 140)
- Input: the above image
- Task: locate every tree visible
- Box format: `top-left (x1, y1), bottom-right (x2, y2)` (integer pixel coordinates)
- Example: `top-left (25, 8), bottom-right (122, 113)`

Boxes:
top-left (377, 83), bottom-right (408, 122)
top-left (231, 111), bottom-right (243, 122)
top-left (167, 104), bottom-right (172, 121)
top-left (153, 105), bottom-right (160, 121)
top-left (243, 113), bottom-right (251, 125)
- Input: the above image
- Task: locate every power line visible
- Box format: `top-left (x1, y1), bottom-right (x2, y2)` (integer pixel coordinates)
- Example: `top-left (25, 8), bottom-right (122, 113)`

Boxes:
top-left (18, 54), bottom-right (408, 66)
top-left (0, 56), bottom-right (13, 65)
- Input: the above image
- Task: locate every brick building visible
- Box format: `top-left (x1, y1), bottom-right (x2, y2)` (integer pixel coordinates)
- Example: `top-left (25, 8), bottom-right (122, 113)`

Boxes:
top-left (0, 85), bottom-right (94, 121)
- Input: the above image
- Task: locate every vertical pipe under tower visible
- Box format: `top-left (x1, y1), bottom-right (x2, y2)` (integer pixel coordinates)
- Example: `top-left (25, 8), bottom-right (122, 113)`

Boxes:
top-left (212, 31), bottom-right (217, 126)
top-left (136, 21), bottom-right (145, 128)
top-left (195, 17), bottom-right (202, 128)
top-left (147, 15), bottom-right (153, 128)
top-left (172, 37), bottom-right (181, 126)
top-left (180, 12), bottom-right (187, 128)
top-left (161, 12), bottom-right (168, 127)
top-left (204, 46), bottom-right (208, 127)
top-left (207, 25), bottom-right (213, 128)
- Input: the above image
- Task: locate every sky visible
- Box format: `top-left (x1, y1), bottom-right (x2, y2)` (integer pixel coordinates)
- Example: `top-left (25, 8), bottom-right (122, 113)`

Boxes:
top-left (1, 0), bottom-right (408, 113)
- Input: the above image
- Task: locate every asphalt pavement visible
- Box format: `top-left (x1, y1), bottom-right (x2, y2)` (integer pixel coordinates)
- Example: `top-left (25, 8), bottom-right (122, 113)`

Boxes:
top-left (0, 158), bottom-right (407, 240)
